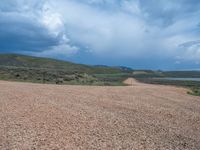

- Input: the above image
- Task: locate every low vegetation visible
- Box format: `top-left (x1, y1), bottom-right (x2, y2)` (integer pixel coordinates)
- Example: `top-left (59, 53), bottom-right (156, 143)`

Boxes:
top-left (188, 88), bottom-right (200, 96)
top-left (0, 54), bottom-right (131, 86)
top-left (0, 54), bottom-right (200, 95)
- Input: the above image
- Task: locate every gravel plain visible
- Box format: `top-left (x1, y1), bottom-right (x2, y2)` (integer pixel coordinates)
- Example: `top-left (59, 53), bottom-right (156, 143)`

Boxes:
top-left (0, 79), bottom-right (200, 150)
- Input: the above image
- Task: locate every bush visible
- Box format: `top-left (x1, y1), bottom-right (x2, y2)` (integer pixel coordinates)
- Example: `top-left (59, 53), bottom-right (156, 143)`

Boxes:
top-left (15, 73), bottom-right (20, 78)
top-left (64, 75), bottom-right (75, 81)
top-left (56, 78), bottom-right (64, 84)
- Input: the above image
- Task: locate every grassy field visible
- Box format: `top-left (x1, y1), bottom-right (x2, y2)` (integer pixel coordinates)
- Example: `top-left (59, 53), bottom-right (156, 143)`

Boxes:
top-left (0, 66), bottom-right (130, 86)
top-left (0, 54), bottom-right (132, 86)
top-left (0, 54), bottom-right (127, 74)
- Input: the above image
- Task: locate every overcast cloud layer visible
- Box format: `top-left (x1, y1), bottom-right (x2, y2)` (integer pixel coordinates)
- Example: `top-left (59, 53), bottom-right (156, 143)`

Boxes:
top-left (0, 0), bottom-right (200, 69)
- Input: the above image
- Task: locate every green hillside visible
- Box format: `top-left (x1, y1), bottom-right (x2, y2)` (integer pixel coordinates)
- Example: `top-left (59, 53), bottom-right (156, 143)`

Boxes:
top-left (0, 54), bottom-right (126, 74)
top-left (0, 54), bottom-right (130, 85)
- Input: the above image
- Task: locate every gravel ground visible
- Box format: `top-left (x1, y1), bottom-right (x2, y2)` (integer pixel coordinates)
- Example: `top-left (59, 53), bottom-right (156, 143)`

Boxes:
top-left (0, 79), bottom-right (200, 150)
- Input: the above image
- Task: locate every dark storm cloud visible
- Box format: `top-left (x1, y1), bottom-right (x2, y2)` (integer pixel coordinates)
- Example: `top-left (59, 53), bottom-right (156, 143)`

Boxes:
top-left (0, 13), bottom-right (59, 52)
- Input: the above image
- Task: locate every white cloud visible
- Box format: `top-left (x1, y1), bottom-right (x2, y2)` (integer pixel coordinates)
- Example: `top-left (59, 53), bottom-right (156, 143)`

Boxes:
top-left (177, 41), bottom-right (200, 62)
top-left (27, 44), bottom-right (79, 58)
top-left (49, 0), bottom-right (148, 57)
top-left (45, 0), bottom-right (200, 62)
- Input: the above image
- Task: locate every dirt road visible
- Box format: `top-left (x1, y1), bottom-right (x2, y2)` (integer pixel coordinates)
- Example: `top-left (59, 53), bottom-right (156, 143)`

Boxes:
top-left (0, 79), bottom-right (200, 149)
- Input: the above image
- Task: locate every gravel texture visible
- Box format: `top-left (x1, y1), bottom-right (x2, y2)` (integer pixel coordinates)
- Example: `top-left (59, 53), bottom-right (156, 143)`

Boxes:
top-left (0, 79), bottom-right (200, 150)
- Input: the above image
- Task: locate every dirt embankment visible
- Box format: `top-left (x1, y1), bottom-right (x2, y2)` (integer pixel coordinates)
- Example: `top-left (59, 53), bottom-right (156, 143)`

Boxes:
top-left (0, 79), bottom-right (200, 149)
top-left (123, 78), bottom-right (141, 86)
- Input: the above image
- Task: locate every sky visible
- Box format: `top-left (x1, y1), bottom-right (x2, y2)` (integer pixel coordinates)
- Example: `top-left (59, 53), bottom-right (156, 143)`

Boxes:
top-left (0, 0), bottom-right (200, 70)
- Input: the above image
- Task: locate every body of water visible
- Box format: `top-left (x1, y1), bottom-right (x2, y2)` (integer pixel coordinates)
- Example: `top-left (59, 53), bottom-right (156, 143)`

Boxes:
top-left (157, 78), bottom-right (200, 82)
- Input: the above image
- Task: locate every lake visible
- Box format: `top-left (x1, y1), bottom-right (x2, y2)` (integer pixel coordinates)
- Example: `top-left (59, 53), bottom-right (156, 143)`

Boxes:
top-left (157, 78), bottom-right (200, 82)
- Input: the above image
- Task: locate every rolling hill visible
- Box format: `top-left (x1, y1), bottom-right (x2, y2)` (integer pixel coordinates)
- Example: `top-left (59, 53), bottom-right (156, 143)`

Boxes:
top-left (0, 54), bottom-right (127, 74)
top-left (0, 54), bottom-right (130, 85)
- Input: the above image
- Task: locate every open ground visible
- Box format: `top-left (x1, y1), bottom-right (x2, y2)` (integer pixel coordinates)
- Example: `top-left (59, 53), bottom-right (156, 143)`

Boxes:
top-left (0, 79), bottom-right (200, 149)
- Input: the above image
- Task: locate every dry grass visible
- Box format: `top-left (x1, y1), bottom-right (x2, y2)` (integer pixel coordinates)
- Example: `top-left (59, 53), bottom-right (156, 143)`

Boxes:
top-left (0, 79), bottom-right (200, 149)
